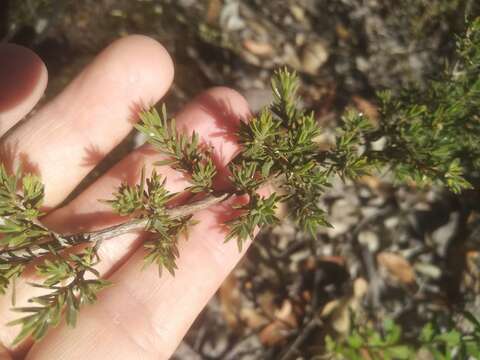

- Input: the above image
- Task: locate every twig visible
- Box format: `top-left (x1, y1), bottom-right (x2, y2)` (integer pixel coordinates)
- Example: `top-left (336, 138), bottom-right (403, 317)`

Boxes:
top-left (0, 193), bottom-right (229, 264)
top-left (279, 316), bottom-right (323, 360)
top-left (279, 234), bottom-right (323, 360)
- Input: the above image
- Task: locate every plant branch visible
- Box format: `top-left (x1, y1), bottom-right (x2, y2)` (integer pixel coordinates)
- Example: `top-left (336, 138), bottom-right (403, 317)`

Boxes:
top-left (0, 193), bottom-right (229, 265)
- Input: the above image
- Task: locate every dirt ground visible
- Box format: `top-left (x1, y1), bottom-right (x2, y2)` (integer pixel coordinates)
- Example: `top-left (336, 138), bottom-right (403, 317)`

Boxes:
top-left (2, 1), bottom-right (480, 359)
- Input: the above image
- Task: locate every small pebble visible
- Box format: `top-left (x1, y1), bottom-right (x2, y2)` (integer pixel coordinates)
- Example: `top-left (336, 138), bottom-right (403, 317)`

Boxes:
top-left (290, 5), bottom-right (305, 22)
top-left (361, 206), bottom-right (380, 218)
top-left (283, 43), bottom-right (302, 69)
top-left (431, 212), bottom-right (459, 257)
top-left (302, 41), bottom-right (329, 75)
top-left (414, 262), bottom-right (442, 279)
top-left (384, 216), bottom-right (399, 229)
top-left (358, 230), bottom-right (380, 252)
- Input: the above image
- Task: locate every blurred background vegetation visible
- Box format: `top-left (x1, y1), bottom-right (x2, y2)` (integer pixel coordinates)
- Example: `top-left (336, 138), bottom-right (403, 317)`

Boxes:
top-left (2, 1), bottom-right (480, 359)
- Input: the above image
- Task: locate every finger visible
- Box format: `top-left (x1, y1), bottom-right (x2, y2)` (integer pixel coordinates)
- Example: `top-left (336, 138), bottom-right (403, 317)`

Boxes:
top-left (0, 35), bottom-right (174, 208)
top-left (0, 87), bottom-right (251, 354)
top-left (0, 43), bottom-right (47, 137)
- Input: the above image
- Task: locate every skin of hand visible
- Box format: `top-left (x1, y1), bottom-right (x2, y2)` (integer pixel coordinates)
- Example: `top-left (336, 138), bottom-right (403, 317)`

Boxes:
top-left (0, 36), bottom-right (255, 360)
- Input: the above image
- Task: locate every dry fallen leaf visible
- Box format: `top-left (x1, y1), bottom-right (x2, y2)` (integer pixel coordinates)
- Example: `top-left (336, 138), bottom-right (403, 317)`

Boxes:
top-left (243, 39), bottom-right (274, 56)
top-left (358, 175), bottom-right (382, 190)
top-left (240, 307), bottom-right (269, 330)
top-left (335, 23), bottom-right (351, 41)
top-left (357, 175), bottom-right (394, 197)
top-left (466, 250), bottom-right (480, 273)
top-left (352, 95), bottom-right (379, 123)
top-left (360, 348), bottom-right (374, 360)
top-left (320, 278), bottom-right (369, 335)
top-left (321, 299), bottom-right (341, 318)
top-left (377, 252), bottom-right (416, 286)
top-left (464, 250), bottom-right (480, 291)
top-left (220, 278), bottom-right (277, 332)
top-left (353, 277), bottom-right (369, 298)
top-left (275, 300), bottom-right (298, 328)
top-left (302, 290), bottom-right (312, 302)
top-left (259, 300), bottom-right (298, 346)
top-left (257, 291), bottom-right (277, 318)
top-left (206, 0), bottom-right (222, 24)
top-left (259, 321), bottom-right (289, 347)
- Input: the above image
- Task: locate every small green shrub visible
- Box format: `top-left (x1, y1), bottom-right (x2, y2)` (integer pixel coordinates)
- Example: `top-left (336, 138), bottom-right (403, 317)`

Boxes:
top-left (324, 312), bottom-right (480, 360)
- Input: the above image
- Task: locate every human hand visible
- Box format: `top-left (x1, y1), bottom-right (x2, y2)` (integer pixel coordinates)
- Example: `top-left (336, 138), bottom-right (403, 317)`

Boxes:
top-left (0, 36), bottom-right (252, 359)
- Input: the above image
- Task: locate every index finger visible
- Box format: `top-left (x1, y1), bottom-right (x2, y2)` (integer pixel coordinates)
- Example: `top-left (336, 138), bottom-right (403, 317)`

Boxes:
top-left (1, 35), bottom-right (174, 208)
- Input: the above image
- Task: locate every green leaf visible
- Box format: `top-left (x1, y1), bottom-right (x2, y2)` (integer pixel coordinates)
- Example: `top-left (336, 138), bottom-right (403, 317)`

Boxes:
top-left (105, 181), bottom-right (144, 216)
top-left (445, 159), bottom-right (472, 194)
top-left (0, 264), bottom-right (24, 295)
top-left (347, 331), bottom-right (364, 349)
top-left (142, 216), bottom-right (192, 276)
top-left (136, 105), bottom-right (217, 193)
top-left (225, 194), bottom-right (280, 251)
top-left (384, 318), bottom-right (402, 344)
top-left (9, 246), bottom-right (107, 343)
top-left (21, 174), bottom-right (44, 209)
top-left (271, 67), bottom-right (301, 125)
top-left (189, 157), bottom-right (217, 193)
top-left (384, 345), bottom-right (413, 359)
top-left (261, 159), bottom-right (274, 178)
top-left (420, 322), bottom-right (435, 342)
top-left (325, 334), bottom-right (336, 350)
top-left (466, 342), bottom-right (480, 358)
top-left (436, 330), bottom-right (461, 348)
